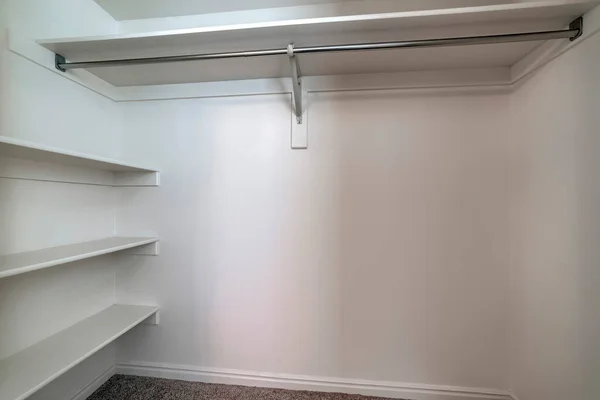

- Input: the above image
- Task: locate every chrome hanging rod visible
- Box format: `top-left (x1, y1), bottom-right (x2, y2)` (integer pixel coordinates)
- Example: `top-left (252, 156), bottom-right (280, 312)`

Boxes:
top-left (55, 17), bottom-right (583, 71)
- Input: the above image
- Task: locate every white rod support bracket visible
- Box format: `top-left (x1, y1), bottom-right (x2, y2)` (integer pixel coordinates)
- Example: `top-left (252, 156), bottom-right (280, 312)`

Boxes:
top-left (288, 44), bottom-right (308, 149)
top-left (287, 44), bottom-right (303, 124)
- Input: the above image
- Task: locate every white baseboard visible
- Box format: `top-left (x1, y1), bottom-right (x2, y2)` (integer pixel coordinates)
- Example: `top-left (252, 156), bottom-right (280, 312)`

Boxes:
top-left (70, 365), bottom-right (115, 400)
top-left (115, 361), bottom-right (511, 400)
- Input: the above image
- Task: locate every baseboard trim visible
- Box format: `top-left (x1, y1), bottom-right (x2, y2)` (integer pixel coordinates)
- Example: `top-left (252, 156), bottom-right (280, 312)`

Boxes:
top-left (70, 365), bottom-right (115, 400)
top-left (115, 362), bottom-right (511, 400)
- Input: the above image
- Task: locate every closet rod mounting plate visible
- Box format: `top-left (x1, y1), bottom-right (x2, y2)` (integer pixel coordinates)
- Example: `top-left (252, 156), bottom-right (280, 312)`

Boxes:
top-left (55, 53), bottom-right (66, 72)
top-left (569, 17), bottom-right (583, 41)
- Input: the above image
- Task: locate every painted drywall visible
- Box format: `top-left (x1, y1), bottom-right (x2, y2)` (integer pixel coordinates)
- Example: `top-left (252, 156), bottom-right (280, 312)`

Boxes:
top-left (508, 24), bottom-right (600, 400)
top-left (1, 0), bottom-right (118, 151)
top-left (0, 1), bottom-right (120, 399)
top-left (114, 89), bottom-right (511, 393)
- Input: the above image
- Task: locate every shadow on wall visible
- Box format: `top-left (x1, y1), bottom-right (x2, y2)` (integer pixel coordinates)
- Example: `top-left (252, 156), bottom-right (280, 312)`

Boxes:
top-left (576, 54), bottom-right (600, 400)
top-left (508, 30), bottom-right (600, 400)
top-left (193, 89), bottom-right (510, 389)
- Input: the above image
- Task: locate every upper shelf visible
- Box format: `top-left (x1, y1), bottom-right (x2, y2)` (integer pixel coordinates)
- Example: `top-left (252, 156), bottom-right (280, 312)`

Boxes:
top-left (0, 304), bottom-right (158, 400)
top-left (36, 1), bottom-right (598, 86)
top-left (0, 136), bottom-right (160, 186)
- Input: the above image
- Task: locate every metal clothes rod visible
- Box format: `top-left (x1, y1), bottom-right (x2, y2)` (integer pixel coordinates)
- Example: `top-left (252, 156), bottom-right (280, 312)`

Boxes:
top-left (56, 22), bottom-right (582, 71)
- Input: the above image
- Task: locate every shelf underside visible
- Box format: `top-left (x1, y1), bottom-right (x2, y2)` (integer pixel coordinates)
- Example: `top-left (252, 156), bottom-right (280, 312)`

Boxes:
top-left (0, 305), bottom-right (159, 400)
top-left (85, 41), bottom-right (541, 86)
top-left (0, 136), bottom-right (160, 186)
top-left (0, 136), bottom-right (156, 172)
top-left (0, 237), bottom-right (159, 279)
top-left (37, 1), bottom-right (597, 86)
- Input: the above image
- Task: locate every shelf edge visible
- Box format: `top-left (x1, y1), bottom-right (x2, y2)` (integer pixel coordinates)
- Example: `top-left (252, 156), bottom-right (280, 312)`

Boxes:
top-left (0, 136), bottom-right (159, 173)
top-left (0, 237), bottom-right (159, 279)
top-left (3, 305), bottom-right (159, 400)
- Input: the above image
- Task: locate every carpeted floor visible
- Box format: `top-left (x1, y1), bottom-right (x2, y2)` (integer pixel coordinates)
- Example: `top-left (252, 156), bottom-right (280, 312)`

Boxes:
top-left (87, 375), bottom-right (406, 400)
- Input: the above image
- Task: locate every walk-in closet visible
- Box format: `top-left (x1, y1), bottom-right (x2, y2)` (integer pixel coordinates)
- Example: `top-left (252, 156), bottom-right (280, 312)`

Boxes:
top-left (0, 1), bottom-right (598, 400)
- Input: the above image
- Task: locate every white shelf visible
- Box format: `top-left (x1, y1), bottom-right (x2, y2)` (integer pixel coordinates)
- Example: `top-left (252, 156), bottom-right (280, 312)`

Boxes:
top-left (0, 136), bottom-right (156, 173)
top-left (0, 237), bottom-right (159, 279)
top-left (0, 304), bottom-right (159, 400)
top-left (0, 136), bottom-right (160, 186)
top-left (36, 1), bottom-right (597, 86)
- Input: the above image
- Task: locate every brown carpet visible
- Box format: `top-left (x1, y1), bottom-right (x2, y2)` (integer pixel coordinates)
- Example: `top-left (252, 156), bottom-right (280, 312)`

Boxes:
top-left (87, 375), bottom-right (406, 400)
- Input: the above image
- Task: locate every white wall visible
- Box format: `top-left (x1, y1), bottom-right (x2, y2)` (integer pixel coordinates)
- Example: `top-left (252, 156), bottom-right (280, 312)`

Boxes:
top-left (114, 89), bottom-right (511, 393)
top-left (0, 1), bottom-right (120, 399)
top-left (508, 25), bottom-right (600, 400)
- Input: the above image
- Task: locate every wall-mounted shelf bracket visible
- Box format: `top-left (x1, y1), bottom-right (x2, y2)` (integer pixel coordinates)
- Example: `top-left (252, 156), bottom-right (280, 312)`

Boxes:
top-left (569, 17), bottom-right (583, 41)
top-left (287, 44), bottom-right (308, 149)
top-left (55, 53), bottom-right (66, 72)
top-left (123, 241), bottom-right (160, 256)
top-left (142, 310), bottom-right (160, 325)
